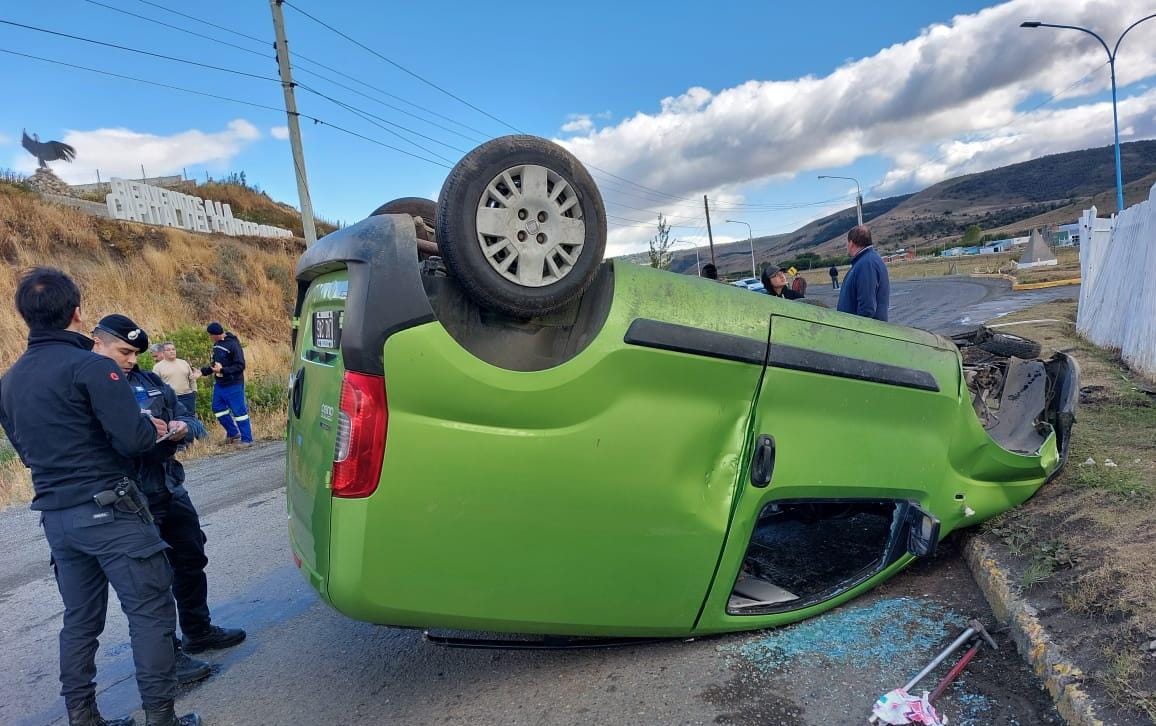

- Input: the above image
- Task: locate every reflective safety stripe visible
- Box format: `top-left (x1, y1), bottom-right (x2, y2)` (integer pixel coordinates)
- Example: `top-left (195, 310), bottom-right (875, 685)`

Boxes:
top-left (213, 410), bottom-right (230, 418)
top-left (234, 415), bottom-right (249, 422)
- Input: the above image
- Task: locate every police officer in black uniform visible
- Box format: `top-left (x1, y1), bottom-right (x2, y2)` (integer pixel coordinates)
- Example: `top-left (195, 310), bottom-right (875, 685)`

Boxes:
top-left (92, 315), bottom-right (245, 682)
top-left (0, 268), bottom-right (202, 726)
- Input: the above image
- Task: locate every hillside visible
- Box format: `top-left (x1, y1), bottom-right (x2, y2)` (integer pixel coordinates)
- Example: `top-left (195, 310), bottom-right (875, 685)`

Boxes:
top-left (668, 139), bottom-right (1156, 276)
top-left (196, 178), bottom-right (339, 238)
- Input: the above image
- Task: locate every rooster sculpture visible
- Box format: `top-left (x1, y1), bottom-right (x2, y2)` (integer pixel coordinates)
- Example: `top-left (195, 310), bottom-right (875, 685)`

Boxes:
top-left (22, 129), bottom-right (76, 169)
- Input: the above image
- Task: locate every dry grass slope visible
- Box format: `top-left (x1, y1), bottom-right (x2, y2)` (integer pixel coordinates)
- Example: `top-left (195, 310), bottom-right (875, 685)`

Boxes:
top-left (196, 181), bottom-right (339, 238)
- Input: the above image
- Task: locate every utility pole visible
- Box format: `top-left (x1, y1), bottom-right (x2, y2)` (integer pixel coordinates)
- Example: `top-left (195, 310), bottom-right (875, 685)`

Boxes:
top-left (270, 0), bottom-right (318, 246)
top-left (703, 195), bottom-right (716, 266)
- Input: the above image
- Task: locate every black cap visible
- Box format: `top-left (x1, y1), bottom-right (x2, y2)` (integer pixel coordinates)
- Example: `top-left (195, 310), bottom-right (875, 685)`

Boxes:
top-left (206, 321), bottom-right (224, 335)
top-left (95, 314), bottom-right (149, 353)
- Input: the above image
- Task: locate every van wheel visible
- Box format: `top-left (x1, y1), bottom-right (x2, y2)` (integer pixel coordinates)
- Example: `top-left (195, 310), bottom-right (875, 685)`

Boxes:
top-left (370, 197), bottom-right (438, 257)
top-left (978, 331), bottom-right (1042, 359)
top-left (437, 135), bottom-right (606, 318)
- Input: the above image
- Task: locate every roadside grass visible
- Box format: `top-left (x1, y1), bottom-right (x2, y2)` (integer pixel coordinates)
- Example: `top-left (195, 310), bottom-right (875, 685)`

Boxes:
top-left (978, 299), bottom-right (1156, 718)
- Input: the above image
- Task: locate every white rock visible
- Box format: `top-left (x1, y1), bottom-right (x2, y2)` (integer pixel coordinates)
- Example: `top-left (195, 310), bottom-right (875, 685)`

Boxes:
top-left (1081, 457), bottom-right (1096, 466)
top-left (1104, 459), bottom-right (1118, 468)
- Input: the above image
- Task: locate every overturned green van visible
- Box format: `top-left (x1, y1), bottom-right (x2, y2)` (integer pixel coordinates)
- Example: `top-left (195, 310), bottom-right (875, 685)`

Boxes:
top-left (285, 138), bottom-right (1077, 639)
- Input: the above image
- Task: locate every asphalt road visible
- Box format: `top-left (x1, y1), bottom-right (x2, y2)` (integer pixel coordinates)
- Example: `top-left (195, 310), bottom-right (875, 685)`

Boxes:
top-left (0, 277), bottom-right (1078, 726)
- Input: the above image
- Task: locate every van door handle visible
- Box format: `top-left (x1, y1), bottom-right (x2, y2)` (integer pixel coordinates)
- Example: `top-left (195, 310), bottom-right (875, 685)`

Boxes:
top-left (750, 434), bottom-right (776, 488)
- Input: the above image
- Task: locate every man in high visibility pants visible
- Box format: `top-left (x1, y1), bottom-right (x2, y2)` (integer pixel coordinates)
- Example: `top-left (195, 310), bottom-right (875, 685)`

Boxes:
top-left (201, 322), bottom-right (252, 446)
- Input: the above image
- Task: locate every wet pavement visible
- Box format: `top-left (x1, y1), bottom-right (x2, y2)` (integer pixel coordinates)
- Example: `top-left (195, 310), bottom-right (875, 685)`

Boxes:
top-left (0, 277), bottom-right (1077, 725)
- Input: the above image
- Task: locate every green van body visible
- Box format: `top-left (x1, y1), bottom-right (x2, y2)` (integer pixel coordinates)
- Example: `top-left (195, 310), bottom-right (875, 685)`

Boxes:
top-left (286, 215), bottom-right (1076, 637)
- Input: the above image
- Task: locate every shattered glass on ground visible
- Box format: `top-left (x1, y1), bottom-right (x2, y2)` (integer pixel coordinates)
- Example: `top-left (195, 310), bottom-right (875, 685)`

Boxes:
top-left (731, 596), bottom-right (966, 677)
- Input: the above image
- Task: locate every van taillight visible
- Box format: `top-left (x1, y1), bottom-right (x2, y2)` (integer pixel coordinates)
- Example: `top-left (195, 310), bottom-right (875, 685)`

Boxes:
top-left (331, 371), bottom-right (387, 498)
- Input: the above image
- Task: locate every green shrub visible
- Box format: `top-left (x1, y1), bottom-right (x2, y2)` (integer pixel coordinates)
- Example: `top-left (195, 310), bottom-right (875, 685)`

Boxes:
top-left (247, 375), bottom-right (288, 412)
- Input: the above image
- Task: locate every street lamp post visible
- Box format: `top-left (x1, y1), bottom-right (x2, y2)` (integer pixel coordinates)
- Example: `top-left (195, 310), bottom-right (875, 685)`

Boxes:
top-left (1021, 14), bottom-right (1156, 213)
top-left (818, 175), bottom-right (863, 225)
top-left (675, 239), bottom-right (701, 276)
top-left (725, 219), bottom-right (756, 278)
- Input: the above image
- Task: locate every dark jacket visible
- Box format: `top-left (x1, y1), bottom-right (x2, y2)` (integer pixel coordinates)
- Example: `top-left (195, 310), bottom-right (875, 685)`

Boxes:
top-left (767, 287), bottom-right (803, 300)
top-left (837, 246), bottom-right (891, 321)
top-left (202, 332), bottom-right (246, 387)
top-left (829, 265), bottom-right (839, 278)
top-left (129, 368), bottom-right (196, 509)
top-left (0, 329), bottom-right (157, 510)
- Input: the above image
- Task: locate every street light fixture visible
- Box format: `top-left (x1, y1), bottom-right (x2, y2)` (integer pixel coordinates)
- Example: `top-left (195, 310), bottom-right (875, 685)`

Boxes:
top-left (817, 175), bottom-right (863, 225)
top-left (725, 219), bottom-right (757, 278)
top-left (1021, 14), bottom-right (1156, 213)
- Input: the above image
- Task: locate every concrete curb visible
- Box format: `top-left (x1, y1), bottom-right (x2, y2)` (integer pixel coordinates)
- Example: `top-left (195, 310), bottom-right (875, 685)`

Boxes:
top-left (962, 535), bottom-right (1104, 725)
top-left (1012, 277), bottom-right (1082, 291)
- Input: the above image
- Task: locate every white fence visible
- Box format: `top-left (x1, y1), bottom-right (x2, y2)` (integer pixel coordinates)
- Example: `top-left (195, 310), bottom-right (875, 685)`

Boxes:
top-left (1077, 184), bottom-right (1156, 378)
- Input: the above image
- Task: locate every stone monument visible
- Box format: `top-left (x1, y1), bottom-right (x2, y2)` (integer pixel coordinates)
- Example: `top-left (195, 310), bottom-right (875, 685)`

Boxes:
top-left (21, 129), bottom-right (75, 195)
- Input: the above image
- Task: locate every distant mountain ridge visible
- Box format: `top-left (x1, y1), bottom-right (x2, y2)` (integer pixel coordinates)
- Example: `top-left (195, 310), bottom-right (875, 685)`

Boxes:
top-left (645, 138), bottom-right (1156, 275)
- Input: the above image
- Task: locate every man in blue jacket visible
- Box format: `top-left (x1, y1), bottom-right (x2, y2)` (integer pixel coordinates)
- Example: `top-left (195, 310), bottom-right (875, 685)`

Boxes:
top-left (837, 225), bottom-right (891, 321)
top-left (201, 322), bottom-right (251, 446)
top-left (0, 268), bottom-right (201, 726)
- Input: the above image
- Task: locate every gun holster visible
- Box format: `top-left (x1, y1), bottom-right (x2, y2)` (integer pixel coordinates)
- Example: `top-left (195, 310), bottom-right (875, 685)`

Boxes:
top-left (93, 478), bottom-right (154, 524)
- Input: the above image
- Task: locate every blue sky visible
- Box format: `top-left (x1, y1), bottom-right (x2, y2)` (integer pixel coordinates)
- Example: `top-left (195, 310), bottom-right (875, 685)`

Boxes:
top-left (3, 0), bottom-right (1156, 254)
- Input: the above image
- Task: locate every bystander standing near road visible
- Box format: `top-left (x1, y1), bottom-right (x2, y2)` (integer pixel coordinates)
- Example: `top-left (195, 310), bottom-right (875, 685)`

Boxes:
top-left (152, 342), bottom-right (200, 422)
top-left (152, 342), bottom-right (206, 441)
top-left (829, 264), bottom-right (840, 289)
top-left (837, 225), bottom-right (891, 321)
top-left (201, 322), bottom-right (252, 446)
top-left (0, 268), bottom-right (201, 726)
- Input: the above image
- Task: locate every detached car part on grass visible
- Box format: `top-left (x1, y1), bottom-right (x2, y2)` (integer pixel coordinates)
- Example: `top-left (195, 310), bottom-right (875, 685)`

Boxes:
top-left (286, 135), bottom-right (1078, 638)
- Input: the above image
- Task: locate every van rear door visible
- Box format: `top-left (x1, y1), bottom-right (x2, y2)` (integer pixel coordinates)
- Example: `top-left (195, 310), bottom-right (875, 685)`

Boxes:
top-left (286, 271), bottom-right (349, 594)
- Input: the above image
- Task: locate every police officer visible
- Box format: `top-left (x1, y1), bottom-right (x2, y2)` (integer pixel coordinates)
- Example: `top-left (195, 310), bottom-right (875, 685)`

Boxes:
top-left (0, 268), bottom-right (201, 726)
top-left (92, 315), bottom-right (246, 683)
top-left (201, 322), bottom-right (252, 446)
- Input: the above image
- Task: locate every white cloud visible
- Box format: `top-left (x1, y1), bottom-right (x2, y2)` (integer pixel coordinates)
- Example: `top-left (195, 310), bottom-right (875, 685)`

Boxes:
top-left (0, 132), bottom-right (11, 146)
top-left (11, 119), bottom-right (262, 183)
top-left (557, 0), bottom-right (1156, 254)
top-left (561, 115), bottom-right (594, 134)
top-left (270, 126), bottom-right (290, 140)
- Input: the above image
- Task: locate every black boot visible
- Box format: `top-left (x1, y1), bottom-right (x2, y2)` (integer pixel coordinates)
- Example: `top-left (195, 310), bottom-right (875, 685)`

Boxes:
top-left (182, 625), bottom-right (246, 654)
top-left (67, 698), bottom-right (135, 726)
top-left (143, 704), bottom-right (201, 726)
top-left (175, 646), bottom-right (212, 685)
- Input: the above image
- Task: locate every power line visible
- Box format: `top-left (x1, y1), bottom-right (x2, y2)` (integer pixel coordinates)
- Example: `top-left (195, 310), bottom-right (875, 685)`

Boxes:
top-left (110, 0), bottom-right (712, 205)
top-left (282, 0), bottom-right (521, 134)
top-left (0, 47), bottom-right (283, 111)
top-left (0, 47), bottom-right (452, 169)
top-left (292, 66), bottom-right (486, 144)
top-left (0, 19), bottom-right (277, 82)
top-left (132, 0), bottom-right (268, 44)
top-left (81, 0), bottom-right (271, 60)
top-left (296, 81), bottom-right (462, 164)
top-left (85, 0), bottom-right (492, 142)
